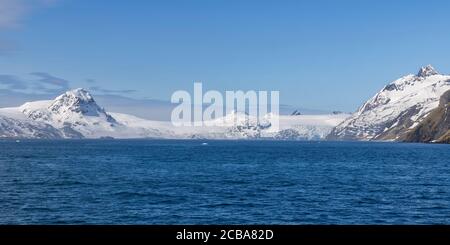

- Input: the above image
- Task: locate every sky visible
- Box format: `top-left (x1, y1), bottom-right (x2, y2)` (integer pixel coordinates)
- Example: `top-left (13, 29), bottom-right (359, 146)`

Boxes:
top-left (1, 0), bottom-right (450, 112)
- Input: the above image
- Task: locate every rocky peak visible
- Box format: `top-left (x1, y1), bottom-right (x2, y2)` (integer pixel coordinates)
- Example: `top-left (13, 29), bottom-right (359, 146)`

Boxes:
top-left (417, 65), bottom-right (439, 77)
top-left (291, 110), bottom-right (302, 116)
top-left (48, 88), bottom-right (104, 116)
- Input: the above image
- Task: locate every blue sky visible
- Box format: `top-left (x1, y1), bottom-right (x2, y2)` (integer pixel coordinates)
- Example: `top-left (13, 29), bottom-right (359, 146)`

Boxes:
top-left (1, 0), bottom-right (450, 112)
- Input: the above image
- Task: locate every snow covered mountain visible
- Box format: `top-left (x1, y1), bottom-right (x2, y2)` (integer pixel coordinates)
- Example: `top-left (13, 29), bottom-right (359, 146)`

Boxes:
top-left (19, 88), bottom-right (120, 138)
top-left (327, 65), bottom-right (450, 141)
top-left (0, 89), bottom-right (160, 139)
top-left (0, 88), bottom-right (348, 140)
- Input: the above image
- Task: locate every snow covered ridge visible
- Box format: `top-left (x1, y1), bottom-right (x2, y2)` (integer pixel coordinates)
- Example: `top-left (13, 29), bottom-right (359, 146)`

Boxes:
top-left (0, 88), bottom-right (349, 139)
top-left (327, 65), bottom-right (450, 141)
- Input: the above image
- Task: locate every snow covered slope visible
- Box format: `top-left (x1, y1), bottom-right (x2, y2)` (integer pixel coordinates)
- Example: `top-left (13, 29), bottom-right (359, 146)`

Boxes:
top-left (0, 115), bottom-right (63, 139)
top-left (274, 114), bottom-right (349, 140)
top-left (0, 88), bottom-right (348, 139)
top-left (111, 111), bottom-right (348, 140)
top-left (327, 65), bottom-right (450, 141)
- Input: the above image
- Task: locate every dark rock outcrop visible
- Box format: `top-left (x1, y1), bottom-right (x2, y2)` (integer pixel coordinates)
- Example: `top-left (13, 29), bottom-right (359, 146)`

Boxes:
top-left (401, 90), bottom-right (450, 143)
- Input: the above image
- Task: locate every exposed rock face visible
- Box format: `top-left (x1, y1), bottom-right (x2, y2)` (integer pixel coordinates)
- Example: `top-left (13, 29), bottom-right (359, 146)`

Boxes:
top-left (291, 110), bottom-right (302, 116)
top-left (417, 64), bottom-right (439, 77)
top-left (401, 90), bottom-right (450, 143)
top-left (275, 128), bottom-right (307, 140)
top-left (327, 65), bottom-right (450, 141)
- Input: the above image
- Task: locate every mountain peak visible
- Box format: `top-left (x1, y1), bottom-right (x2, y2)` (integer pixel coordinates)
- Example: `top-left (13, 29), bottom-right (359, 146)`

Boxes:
top-left (62, 88), bottom-right (94, 102)
top-left (417, 65), bottom-right (439, 77)
top-left (49, 88), bottom-right (105, 117)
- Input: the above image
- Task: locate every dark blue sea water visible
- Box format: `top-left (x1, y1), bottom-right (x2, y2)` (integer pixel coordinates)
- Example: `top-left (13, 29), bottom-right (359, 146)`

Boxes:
top-left (0, 140), bottom-right (449, 224)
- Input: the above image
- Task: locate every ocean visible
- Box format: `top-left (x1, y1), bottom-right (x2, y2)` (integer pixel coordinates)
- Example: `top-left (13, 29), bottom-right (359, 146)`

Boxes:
top-left (0, 140), bottom-right (449, 224)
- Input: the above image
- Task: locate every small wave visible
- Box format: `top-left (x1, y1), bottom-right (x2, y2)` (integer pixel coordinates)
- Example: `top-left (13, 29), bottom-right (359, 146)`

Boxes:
top-left (113, 191), bottom-right (149, 198)
top-left (200, 203), bottom-right (234, 208)
top-left (20, 206), bottom-right (53, 212)
top-left (113, 191), bottom-right (174, 199)
top-left (50, 180), bottom-right (89, 186)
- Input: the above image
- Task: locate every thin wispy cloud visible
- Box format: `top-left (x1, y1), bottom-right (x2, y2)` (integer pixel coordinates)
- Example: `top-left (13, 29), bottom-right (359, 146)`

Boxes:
top-left (0, 74), bottom-right (28, 90)
top-left (86, 78), bottom-right (96, 84)
top-left (89, 86), bottom-right (136, 95)
top-left (0, 39), bottom-right (17, 55)
top-left (0, 71), bottom-right (70, 94)
top-left (0, 72), bottom-right (136, 97)
top-left (87, 79), bottom-right (136, 95)
top-left (30, 72), bottom-right (70, 92)
top-left (0, 0), bottom-right (60, 29)
top-left (0, 0), bottom-right (27, 29)
top-left (0, 0), bottom-right (59, 55)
